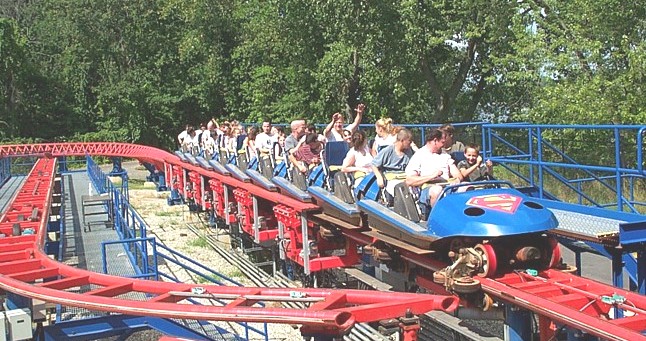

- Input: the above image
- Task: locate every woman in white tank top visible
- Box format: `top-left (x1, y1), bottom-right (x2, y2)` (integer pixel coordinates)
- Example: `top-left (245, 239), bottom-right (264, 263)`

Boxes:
top-left (341, 130), bottom-right (374, 186)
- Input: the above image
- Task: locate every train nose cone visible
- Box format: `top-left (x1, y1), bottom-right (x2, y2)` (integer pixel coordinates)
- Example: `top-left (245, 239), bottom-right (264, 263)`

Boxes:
top-left (515, 246), bottom-right (541, 262)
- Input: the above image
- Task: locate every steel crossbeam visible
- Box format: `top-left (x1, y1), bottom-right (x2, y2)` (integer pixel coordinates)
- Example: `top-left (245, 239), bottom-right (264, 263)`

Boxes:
top-left (2, 142), bottom-right (643, 340)
top-left (481, 270), bottom-right (646, 341)
top-left (0, 147), bottom-right (457, 335)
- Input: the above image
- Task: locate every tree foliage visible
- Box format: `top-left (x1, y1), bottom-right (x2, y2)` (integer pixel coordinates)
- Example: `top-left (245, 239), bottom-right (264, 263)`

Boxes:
top-left (0, 0), bottom-right (643, 148)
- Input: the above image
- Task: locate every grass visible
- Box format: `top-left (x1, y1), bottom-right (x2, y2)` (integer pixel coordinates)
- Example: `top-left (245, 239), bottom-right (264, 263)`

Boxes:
top-left (195, 276), bottom-right (212, 284)
top-left (156, 211), bottom-right (181, 217)
top-left (128, 179), bottom-right (149, 190)
top-left (225, 269), bottom-right (244, 279)
top-left (188, 236), bottom-right (209, 248)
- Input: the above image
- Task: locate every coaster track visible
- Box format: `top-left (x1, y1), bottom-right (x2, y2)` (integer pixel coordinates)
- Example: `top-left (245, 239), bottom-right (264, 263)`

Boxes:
top-left (0, 145), bottom-right (457, 337)
top-left (1, 142), bottom-right (645, 340)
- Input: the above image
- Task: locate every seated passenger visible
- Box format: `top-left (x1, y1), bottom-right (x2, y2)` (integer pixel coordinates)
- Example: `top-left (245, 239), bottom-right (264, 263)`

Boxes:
top-left (306, 124), bottom-right (327, 143)
top-left (405, 128), bottom-right (463, 211)
top-left (372, 117), bottom-right (396, 156)
top-left (439, 123), bottom-right (466, 162)
top-left (274, 134), bottom-right (286, 161)
top-left (457, 144), bottom-right (494, 182)
top-left (392, 125), bottom-right (419, 152)
top-left (293, 133), bottom-right (323, 174)
top-left (341, 130), bottom-right (374, 187)
top-left (255, 119), bottom-right (277, 156)
top-left (177, 124), bottom-right (192, 147)
top-left (195, 122), bottom-right (207, 152)
top-left (371, 128), bottom-right (414, 201)
top-left (202, 127), bottom-right (217, 159)
top-left (323, 103), bottom-right (364, 142)
top-left (285, 119), bottom-right (307, 170)
top-left (341, 129), bottom-right (353, 145)
top-left (218, 121), bottom-right (235, 152)
top-left (181, 126), bottom-right (198, 153)
top-left (243, 126), bottom-right (259, 160)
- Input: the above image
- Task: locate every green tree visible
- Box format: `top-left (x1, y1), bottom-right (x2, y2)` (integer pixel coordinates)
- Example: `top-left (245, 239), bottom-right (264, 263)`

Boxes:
top-left (0, 18), bottom-right (24, 139)
top-left (510, 0), bottom-right (646, 124)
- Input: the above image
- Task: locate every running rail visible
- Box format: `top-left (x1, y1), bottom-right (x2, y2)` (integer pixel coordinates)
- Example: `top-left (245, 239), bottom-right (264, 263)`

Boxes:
top-left (2, 143), bottom-right (645, 340)
top-left (367, 230), bottom-right (646, 341)
top-left (0, 147), bottom-right (457, 334)
top-left (481, 271), bottom-right (646, 341)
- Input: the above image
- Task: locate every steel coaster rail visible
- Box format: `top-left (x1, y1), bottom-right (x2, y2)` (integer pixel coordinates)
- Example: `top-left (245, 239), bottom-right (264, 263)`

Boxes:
top-left (0, 143), bottom-right (458, 337)
top-left (147, 225), bottom-right (269, 339)
top-left (480, 269), bottom-right (646, 341)
top-left (185, 224), bottom-right (391, 341)
top-left (2, 140), bottom-right (644, 339)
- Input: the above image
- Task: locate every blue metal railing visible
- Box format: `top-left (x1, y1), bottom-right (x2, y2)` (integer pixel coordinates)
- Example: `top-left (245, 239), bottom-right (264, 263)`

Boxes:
top-left (154, 242), bottom-right (270, 340)
top-left (354, 122), bottom-right (486, 147)
top-left (483, 124), bottom-right (646, 213)
top-left (101, 237), bottom-right (158, 280)
top-left (86, 156), bottom-right (108, 194)
top-left (57, 172), bottom-right (66, 262)
top-left (8, 156), bottom-right (37, 176)
top-left (55, 171), bottom-right (66, 323)
top-left (0, 157), bottom-right (10, 187)
top-left (86, 156), bottom-right (267, 340)
top-left (154, 242), bottom-right (242, 286)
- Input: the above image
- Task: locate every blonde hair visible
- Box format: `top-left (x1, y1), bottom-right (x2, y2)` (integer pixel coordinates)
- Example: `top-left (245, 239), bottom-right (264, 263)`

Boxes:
top-left (376, 117), bottom-right (394, 134)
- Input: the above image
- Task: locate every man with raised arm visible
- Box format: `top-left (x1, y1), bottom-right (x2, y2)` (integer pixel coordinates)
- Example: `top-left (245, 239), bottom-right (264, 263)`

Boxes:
top-left (324, 103), bottom-right (365, 142)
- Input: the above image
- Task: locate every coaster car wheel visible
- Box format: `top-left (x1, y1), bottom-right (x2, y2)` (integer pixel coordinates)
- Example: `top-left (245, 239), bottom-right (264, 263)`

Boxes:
top-left (546, 236), bottom-right (561, 269)
top-left (451, 277), bottom-right (481, 294)
top-left (475, 243), bottom-right (498, 278)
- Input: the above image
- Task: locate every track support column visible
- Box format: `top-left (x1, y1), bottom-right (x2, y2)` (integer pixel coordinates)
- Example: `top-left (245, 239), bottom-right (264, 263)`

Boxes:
top-left (638, 249), bottom-right (645, 295)
top-left (504, 305), bottom-right (532, 341)
top-left (400, 313), bottom-right (420, 341)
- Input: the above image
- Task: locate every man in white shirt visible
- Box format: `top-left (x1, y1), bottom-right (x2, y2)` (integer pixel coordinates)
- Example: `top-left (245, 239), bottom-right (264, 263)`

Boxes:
top-left (254, 119), bottom-right (277, 155)
top-left (177, 124), bottom-right (191, 146)
top-left (405, 129), bottom-right (463, 209)
top-left (201, 119), bottom-right (219, 157)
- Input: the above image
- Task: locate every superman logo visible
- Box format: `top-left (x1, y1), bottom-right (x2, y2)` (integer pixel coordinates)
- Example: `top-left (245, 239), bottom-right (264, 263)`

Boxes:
top-left (466, 194), bottom-right (522, 214)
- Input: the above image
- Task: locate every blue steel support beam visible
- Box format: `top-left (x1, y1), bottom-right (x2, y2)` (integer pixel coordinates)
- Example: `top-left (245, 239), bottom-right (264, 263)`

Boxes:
top-left (40, 315), bottom-right (219, 341)
top-left (57, 156), bottom-right (68, 173)
top-left (638, 250), bottom-right (646, 295)
top-left (0, 157), bottom-right (10, 187)
top-left (109, 156), bottom-right (123, 175)
top-left (504, 305), bottom-right (533, 341)
top-left (611, 250), bottom-right (624, 318)
top-left (585, 242), bottom-right (643, 293)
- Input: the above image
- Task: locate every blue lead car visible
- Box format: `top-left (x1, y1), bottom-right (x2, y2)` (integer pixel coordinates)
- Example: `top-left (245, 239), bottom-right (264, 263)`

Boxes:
top-left (355, 180), bottom-right (561, 293)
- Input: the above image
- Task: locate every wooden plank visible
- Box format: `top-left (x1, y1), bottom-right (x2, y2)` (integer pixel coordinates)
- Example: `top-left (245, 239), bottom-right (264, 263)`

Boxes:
top-left (311, 213), bottom-right (364, 230)
top-left (362, 230), bottom-right (435, 255)
top-left (344, 268), bottom-right (393, 291)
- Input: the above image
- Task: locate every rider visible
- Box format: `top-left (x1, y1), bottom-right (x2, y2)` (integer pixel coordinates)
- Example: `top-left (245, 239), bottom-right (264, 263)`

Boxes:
top-left (405, 128), bottom-right (463, 215)
top-left (371, 128), bottom-right (414, 204)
